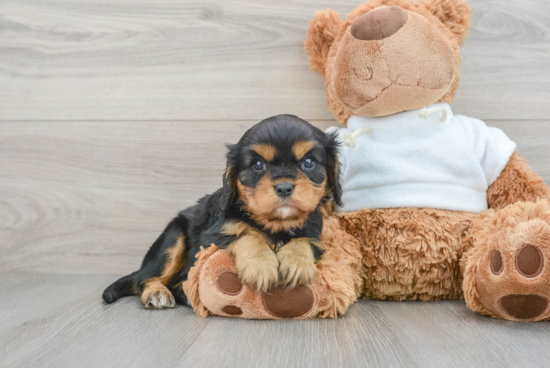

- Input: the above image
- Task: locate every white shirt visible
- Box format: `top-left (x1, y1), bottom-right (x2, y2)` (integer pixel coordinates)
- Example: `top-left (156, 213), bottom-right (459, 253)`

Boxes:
top-left (330, 103), bottom-right (517, 213)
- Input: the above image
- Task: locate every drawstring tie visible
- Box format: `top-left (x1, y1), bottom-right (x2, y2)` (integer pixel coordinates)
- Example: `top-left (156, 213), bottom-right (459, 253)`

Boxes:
top-left (343, 126), bottom-right (372, 147)
top-left (419, 106), bottom-right (448, 122)
top-left (344, 106), bottom-right (448, 148)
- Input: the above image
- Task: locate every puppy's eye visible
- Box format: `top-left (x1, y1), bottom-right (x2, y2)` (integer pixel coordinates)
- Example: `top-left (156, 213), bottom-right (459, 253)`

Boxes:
top-left (302, 158), bottom-right (315, 170)
top-left (253, 160), bottom-right (265, 171)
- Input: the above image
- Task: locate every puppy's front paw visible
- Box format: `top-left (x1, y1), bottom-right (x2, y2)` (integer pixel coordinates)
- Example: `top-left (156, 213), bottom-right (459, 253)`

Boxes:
top-left (236, 250), bottom-right (280, 293)
top-left (277, 244), bottom-right (317, 288)
top-left (141, 283), bottom-right (176, 309)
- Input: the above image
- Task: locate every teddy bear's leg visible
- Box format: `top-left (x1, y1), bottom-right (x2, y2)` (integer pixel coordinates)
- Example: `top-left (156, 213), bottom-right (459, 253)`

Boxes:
top-left (462, 199), bottom-right (550, 321)
top-left (181, 217), bottom-right (363, 319)
top-left (338, 208), bottom-right (474, 302)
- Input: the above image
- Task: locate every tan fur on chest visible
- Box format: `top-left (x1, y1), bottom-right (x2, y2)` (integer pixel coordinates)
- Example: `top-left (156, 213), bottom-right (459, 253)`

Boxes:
top-left (337, 207), bottom-right (476, 301)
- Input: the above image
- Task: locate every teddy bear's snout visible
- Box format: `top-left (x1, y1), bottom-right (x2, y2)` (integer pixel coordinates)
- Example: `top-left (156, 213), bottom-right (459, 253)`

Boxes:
top-left (351, 6), bottom-right (408, 41)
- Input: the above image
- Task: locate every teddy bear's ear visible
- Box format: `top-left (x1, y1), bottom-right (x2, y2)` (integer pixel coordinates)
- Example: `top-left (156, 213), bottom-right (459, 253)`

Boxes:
top-left (421, 0), bottom-right (473, 46)
top-left (304, 9), bottom-right (342, 76)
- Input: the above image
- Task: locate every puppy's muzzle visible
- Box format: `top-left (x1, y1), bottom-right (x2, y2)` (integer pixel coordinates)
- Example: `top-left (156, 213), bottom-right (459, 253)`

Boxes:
top-left (275, 182), bottom-right (294, 199)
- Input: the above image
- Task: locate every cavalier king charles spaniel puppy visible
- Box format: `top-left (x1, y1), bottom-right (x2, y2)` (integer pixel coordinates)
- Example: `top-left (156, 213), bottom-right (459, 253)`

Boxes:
top-left (102, 114), bottom-right (341, 309)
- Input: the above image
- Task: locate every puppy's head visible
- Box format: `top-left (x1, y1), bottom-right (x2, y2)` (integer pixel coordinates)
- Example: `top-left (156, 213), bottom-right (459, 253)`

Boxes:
top-left (224, 114), bottom-right (341, 232)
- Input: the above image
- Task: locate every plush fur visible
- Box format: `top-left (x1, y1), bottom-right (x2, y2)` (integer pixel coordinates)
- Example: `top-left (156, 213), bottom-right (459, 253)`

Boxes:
top-left (487, 152), bottom-right (550, 211)
top-left (305, 0), bottom-right (472, 122)
top-left (338, 207), bottom-right (475, 301)
top-left (462, 200), bottom-right (550, 321)
top-left (305, 0), bottom-right (550, 322)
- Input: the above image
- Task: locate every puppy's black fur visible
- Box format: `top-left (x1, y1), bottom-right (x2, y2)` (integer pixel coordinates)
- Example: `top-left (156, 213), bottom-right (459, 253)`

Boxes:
top-left (102, 114), bottom-right (341, 307)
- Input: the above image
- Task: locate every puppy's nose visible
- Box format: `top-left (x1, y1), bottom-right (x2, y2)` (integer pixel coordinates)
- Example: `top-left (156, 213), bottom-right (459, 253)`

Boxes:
top-left (351, 6), bottom-right (408, 41)
top-left (275, 182), bottom-right (294, 199)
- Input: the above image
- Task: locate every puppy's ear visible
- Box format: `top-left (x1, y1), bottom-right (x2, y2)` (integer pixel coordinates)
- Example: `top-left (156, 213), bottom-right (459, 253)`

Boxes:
top-left (324, 130), bottom-right (343, 207)
top-left (304, 9), bottom-right (342, 76)
top-left (221, 144), bottom-right (239, 214)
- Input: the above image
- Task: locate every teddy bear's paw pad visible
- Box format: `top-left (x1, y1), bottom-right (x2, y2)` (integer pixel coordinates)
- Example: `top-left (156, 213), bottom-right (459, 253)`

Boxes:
top-left (221, 305), bottom-right (243, 316)
top-left (499, 295), bottom-right (549, 320)
top-left (262, 285), bottom-right (314, 318)
top-left (484, 244), bottom-right (550, 320)
top-left (515, 245), bottom-right (544, 278)
top-left (490, 250), bottom-right (504, 275)
top-left (215, 271), bottom-right (244, 295)
top-left (498, 244), bottom-right (547, 320)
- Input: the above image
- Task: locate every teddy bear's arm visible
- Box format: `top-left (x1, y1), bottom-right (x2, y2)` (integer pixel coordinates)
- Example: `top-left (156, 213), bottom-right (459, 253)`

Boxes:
top-left (487, 152), bottom-right (549, 210)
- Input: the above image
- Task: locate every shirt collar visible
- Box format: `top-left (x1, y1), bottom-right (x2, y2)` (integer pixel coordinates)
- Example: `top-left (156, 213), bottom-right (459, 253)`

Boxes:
top-left (346, 103), bottom-right (454, 131)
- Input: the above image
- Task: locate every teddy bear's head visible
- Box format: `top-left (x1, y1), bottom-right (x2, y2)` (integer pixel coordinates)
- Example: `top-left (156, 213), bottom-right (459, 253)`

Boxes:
top-left (305, 0), bottom-right (472, 123)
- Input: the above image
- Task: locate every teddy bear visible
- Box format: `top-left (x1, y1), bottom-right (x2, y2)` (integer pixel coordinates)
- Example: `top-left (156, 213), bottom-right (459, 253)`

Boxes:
top-left (303, 0), bottom-right (550, 321)
top-left (182, 0), bottom-right (550, 321)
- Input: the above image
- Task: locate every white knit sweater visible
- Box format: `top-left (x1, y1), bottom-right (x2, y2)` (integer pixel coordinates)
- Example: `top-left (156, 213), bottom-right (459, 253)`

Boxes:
top-left (329, 103), bottom-right (517, 213)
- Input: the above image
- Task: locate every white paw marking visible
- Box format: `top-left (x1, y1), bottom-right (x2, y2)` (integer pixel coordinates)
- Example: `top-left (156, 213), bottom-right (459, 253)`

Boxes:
top-left (147, 291), bottom-right (175, 309)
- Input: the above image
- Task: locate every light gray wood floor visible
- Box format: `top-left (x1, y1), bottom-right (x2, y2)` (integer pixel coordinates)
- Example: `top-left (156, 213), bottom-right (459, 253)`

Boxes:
top-left (1, 273), bottom-right (549, 368)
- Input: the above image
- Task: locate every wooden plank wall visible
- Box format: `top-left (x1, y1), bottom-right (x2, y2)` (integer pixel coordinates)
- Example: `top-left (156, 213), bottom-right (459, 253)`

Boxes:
top-left (1, 0), bottom-right (549, 274)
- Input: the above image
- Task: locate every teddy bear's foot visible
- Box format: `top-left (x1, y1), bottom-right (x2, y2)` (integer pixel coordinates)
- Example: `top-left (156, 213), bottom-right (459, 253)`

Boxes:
top-left (488, 245), bottom-right (548, 320)
top-left (186, 251), bottom-right (317, 319)
top-left (182, 217), bottom-right (363, 319)
top-left (215, 270), bottom-right (315, 318)
top-left (463, 200), bottom-right (550, 321)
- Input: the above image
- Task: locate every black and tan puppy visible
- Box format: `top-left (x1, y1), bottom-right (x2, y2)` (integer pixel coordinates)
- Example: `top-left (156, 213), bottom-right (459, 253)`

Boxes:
top-left (102, 114), bottom-right (341, 309)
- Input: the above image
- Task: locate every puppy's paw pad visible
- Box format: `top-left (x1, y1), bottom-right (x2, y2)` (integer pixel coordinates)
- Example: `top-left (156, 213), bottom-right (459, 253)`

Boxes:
top-left (262, 285), bottom-right (314, 318)
top-left (142, 289), bottom-right (175, 309)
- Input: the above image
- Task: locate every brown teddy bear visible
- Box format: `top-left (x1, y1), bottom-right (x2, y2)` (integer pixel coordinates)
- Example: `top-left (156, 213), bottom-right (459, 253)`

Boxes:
top-left (303, 0), bottom-right (550, 321)
top-left (183, 0), bottom-right (550, 321)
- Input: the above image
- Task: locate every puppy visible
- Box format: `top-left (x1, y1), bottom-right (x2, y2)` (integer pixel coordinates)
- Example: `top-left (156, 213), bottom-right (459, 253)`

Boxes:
top-left (102, 114), bottom-right (342, 309)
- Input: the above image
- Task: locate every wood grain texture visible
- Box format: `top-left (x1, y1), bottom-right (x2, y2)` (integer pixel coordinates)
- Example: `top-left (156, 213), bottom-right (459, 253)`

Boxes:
top-left (1, 0), bottom-right (549, 364)
top-left (1, 0), bottom-right (549, 121)
top-left (1, 273), bottom-right (550, 368)
top-left (1, 119), bottom-right (549, 275)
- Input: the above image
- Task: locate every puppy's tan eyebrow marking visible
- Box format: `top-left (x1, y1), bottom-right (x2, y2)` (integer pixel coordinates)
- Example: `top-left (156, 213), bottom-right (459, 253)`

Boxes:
top-left (292, 141), bottom-right (316, 160)
top-left (252, 144), bottom-right (277, 161)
